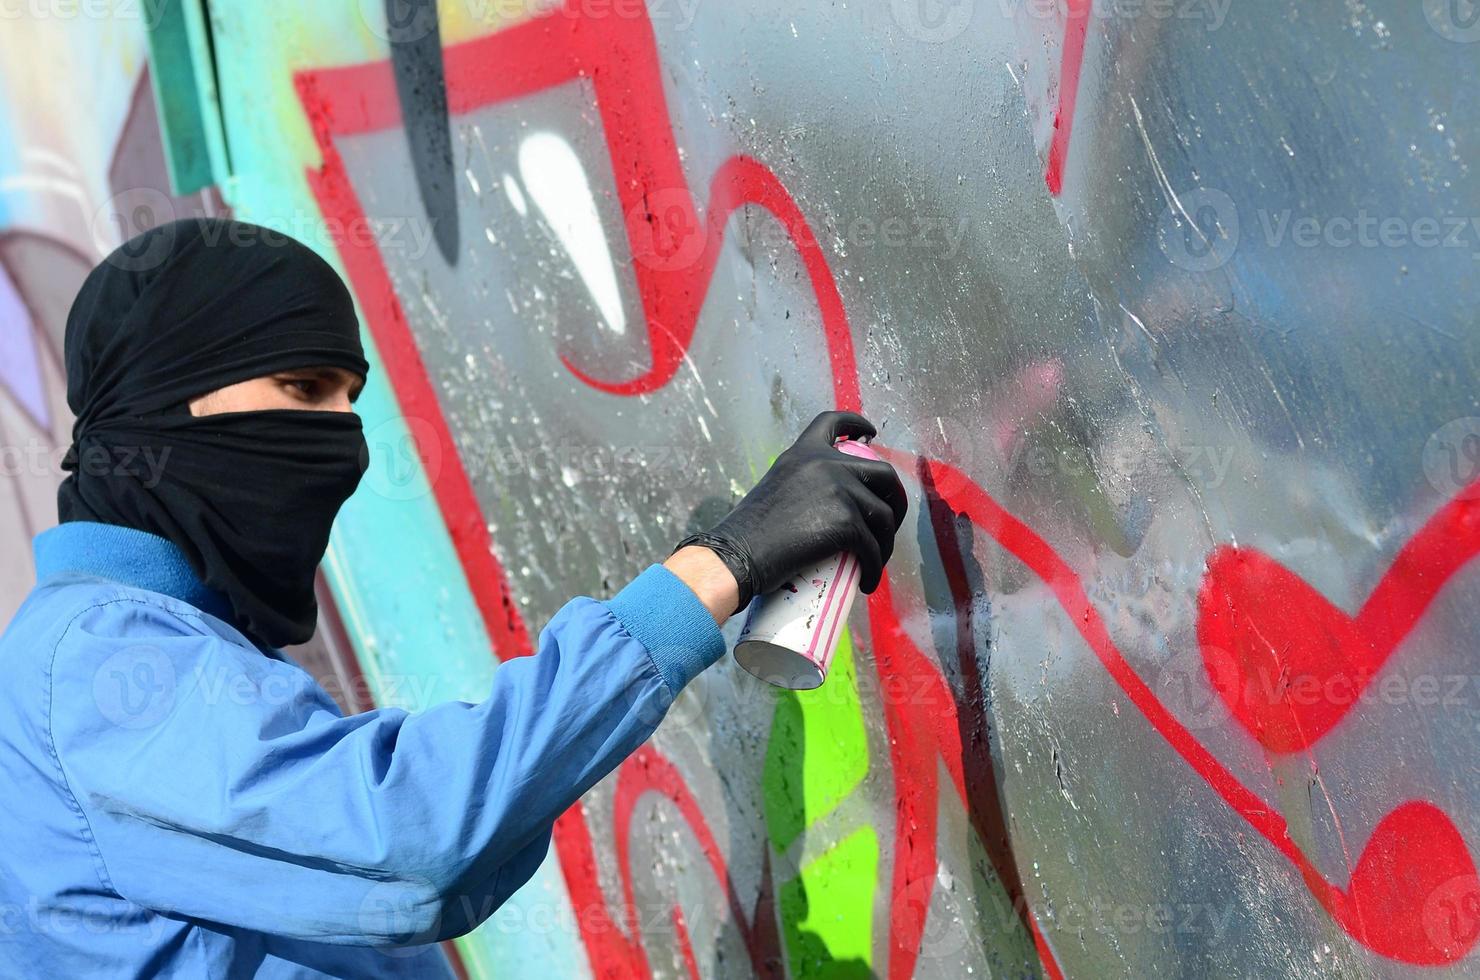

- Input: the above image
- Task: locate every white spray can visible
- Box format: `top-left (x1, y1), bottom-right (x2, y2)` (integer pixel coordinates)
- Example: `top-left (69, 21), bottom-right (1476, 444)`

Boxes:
top-left (733, 438), bottom-right (881, 690)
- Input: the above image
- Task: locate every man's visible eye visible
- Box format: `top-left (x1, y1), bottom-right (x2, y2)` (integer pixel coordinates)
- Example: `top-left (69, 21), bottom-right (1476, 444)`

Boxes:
top-left (284, 379), bottom-right (317, 398)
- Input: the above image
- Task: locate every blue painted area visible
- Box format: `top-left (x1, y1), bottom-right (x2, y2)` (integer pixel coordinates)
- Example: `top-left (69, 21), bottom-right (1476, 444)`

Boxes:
top-left (0, 99), bottom-right (18, 230)
top-left (325, 365), bottom-right (495, 705)
top-left (469, 849), bottom-right (589, 980)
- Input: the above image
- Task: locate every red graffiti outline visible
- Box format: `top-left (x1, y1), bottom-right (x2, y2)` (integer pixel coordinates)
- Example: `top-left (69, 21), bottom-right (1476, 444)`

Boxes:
top-left (614, 746), bottom-right (780, 976)
top-left (1045, 0), bottom-right (1092, 195)
top-left (295, 1), bottom-right (1476, 971)
top-left (900, 453), bottom-right (1479, 966)
top-left (1198, 488), bottom-right (1480, 753)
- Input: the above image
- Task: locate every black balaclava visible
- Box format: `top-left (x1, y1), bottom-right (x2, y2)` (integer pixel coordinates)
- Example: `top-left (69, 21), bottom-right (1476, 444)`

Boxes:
top-left (58, 218), bottom-right (371, 649)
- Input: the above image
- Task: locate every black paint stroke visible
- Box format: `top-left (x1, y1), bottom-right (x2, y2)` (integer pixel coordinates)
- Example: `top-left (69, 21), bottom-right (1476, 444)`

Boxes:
top-left (919, 457), bottom-right (1039, 959)
top-left (386, 0), bottom-right (459, 266)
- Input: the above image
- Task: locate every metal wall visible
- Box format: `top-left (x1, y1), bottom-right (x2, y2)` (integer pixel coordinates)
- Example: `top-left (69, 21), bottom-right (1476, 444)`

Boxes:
top-left (2, 1), bottom-right (1477, 976)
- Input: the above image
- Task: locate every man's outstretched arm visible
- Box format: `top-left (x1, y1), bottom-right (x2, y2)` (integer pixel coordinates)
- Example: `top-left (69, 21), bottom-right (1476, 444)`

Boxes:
top-left (49, 565), bottom-right (722, 945)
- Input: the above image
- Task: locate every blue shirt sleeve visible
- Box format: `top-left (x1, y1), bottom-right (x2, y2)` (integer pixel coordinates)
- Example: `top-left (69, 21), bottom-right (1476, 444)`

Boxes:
top-left (45, 564), bottom-right (724, 945)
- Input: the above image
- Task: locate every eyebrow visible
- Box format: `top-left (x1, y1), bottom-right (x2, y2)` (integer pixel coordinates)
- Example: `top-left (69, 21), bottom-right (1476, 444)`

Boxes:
top-left (294, 367), bottom-right (365, 402)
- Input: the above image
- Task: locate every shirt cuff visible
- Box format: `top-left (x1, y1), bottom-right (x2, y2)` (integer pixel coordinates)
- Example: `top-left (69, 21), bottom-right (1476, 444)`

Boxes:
top-left (605, 564), bottom-right (727, 695)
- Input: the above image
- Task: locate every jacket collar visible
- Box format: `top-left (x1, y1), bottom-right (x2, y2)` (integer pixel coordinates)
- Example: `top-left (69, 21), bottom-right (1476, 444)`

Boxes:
top-left (34, 521), bottom-right (237, 623)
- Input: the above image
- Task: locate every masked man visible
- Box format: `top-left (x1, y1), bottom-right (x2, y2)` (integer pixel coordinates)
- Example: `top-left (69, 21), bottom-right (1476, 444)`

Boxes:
top-left (0, 219), bottom-right (907, 977)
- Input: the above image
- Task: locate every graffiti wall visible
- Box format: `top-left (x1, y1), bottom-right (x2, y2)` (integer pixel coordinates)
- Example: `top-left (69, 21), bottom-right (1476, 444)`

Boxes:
top-left (3, 1), bottom-right (1478, 976)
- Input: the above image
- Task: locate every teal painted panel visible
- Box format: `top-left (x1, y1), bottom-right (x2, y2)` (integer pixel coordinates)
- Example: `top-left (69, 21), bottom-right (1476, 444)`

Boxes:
top-left (143, 0), bottom-right (225, 195)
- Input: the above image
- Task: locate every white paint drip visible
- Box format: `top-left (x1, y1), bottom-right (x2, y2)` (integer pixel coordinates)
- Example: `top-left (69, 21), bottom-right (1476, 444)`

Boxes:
top-left (516, 131), bottom-right (627, 336)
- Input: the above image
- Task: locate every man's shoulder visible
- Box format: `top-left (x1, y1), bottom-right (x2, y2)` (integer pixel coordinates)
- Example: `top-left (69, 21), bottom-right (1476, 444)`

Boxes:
top-left (3, 575), bottom-right (221, 661)
top-left (0, 579), bottom-right (223, 748)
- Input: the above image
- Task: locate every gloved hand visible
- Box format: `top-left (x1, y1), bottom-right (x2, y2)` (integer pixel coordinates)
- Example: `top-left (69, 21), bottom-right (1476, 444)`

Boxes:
top-left (674, 411), bottom-right (909, 615)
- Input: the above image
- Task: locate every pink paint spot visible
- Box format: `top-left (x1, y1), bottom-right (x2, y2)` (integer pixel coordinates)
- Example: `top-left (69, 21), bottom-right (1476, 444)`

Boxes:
top-left (990, 356), bottom-right (1065, 455)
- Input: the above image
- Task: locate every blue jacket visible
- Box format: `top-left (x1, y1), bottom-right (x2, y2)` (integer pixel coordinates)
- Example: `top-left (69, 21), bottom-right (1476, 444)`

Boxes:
top-left (0, 522), bottom-right (725, 978)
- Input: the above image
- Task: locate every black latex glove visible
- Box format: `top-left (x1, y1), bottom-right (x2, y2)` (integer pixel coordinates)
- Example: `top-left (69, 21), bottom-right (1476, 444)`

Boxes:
top-left (674, 411), bottom-right (909, 615)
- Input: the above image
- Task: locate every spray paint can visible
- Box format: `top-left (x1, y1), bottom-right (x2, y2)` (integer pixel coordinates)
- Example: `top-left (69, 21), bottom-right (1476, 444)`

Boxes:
top-left (733, 438), bottom-right (882, 690)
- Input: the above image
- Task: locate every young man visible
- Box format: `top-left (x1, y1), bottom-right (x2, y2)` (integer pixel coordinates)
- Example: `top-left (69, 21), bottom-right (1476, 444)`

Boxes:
top-left (0, 219), bottom-right (907, 976)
